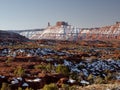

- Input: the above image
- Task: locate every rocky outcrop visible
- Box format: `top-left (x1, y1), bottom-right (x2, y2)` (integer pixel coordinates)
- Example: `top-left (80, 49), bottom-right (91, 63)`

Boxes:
top-left (79, 22), bottom-right (120, 40)
top-left (30, 21), bottom-right (120, 40)
top-left (14, 29), bottom-right (44, 39)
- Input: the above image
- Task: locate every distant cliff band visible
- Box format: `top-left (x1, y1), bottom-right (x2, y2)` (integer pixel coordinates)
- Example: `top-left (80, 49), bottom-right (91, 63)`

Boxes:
top-left (16, 21), bottom-right (120, 40)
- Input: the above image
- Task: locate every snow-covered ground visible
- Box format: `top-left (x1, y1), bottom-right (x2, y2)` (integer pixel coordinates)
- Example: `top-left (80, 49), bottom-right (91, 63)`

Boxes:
top-left (63, 59), bottom-right (120, 80)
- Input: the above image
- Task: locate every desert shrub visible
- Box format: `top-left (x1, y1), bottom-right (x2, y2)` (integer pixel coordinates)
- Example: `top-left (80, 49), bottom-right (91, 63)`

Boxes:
top-left (6, 57), bottom-right (14, 63)
top-left (94, 76), bottom-right (104, 84)
top-left (69, 85), bottom-right (77, 90)
top-left (18, 87), bottom-right (22, 90)
top-left (18, 87), bottom-right (33, 90)
top-left (77, 72), bottom-right (85, 82)
top-left (34, 64), bottom-right (46, 70)
top-left (1, 83), bottom-right (11, 90)
top-left (56, 64), bottom-right (70, 76)
top-left (25, 87), bottom-right (33, 90)
top-left (46, 63), bottom-right (55, 73)
top-left (104, 72), bottom-right (113, 83)
top-left (14, 66), bottom-right (25, 77)
top-left (70, 72), bottom-right (78, 80)
top-left (87, 74), bottom-right (94, 84)
top-left (43, 83), bottom-right (58, 90)
top-left (61, 84), bottom-right (69, 90)
top-left (34, 63), bottom-right (55, 73)
top-left (61, 84), bottom-right (77, 90)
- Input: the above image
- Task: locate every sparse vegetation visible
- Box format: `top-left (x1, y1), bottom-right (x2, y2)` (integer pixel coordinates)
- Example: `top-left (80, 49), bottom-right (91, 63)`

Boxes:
top-left (43, 83), bottom-right (58, 90)
top-left (14, 66), bottom-right (25, 77)
top-left (61, 84), bottom-right (69, 90)
top-left (1, 83), bottom-right (10, 90)
top-left (6, 57), bottom-right (14, 63)
top-left (56, 64), bottom-right (70, 76)
top-left (0, 40), bottom-right (120, 90)
top-left (94, 76), bottom-right (104, 84)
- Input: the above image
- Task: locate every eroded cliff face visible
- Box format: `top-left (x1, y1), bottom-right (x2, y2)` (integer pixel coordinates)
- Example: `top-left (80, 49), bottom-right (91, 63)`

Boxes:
top-left (30, 22), bottom-right (120, 40)
top-left (79, 22), bottom-right (120, 40)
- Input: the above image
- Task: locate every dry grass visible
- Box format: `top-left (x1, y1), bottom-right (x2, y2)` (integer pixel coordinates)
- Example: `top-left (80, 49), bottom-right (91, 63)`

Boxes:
top-left (78, 84), bottom-right (120, 90)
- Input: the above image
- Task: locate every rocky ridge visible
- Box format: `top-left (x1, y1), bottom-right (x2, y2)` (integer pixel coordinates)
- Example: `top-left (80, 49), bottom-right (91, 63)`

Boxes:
top-left (0, 30), bottom-right (29, 45)
top-left (17, 21), bottom-right (120, 40)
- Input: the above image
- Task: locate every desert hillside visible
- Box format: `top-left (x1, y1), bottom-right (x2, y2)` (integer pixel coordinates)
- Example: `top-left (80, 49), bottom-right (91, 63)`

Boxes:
top-left (0, 30), bottom-right (29, 43)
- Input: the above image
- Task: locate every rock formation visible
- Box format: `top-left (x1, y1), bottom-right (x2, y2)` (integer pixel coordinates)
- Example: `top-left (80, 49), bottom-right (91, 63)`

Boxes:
top-left (30, 21), bottom-right (120, 40)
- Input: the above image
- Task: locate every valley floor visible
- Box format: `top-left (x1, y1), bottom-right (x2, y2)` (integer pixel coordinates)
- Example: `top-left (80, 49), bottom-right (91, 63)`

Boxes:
top-left (0, 40), bottom-right (120, 90)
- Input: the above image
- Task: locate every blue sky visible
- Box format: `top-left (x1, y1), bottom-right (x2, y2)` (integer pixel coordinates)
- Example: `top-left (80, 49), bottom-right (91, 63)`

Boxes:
top-left (0, 0), bottom-right (120, 30)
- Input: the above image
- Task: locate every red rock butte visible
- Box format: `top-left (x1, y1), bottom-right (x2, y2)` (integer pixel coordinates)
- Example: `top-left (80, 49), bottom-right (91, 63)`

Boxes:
top-left (30, 21), bottom-right (120, 40)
